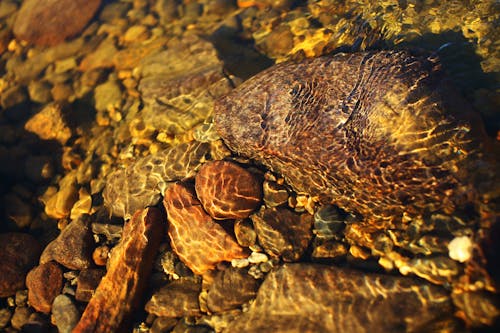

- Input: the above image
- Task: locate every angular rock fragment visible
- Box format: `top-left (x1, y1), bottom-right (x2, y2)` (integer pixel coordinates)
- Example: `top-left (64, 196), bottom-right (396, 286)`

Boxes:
top-left (251, 207), bottom-right (313, 261)
top-left (25, 262), bottom-right (63, 313)
top-left (225, 264), bottom-right (460, 332)
top-left (40, 217), bottom-right (94, 270)
top-left (195, 160), bottom-right (262, 219)
top-left (163, 182), bottom-right (247, 275)
top-left (24, 102), bottom-right (72, 145)
top-left (206, 267), bottom-right (260, 313)
top-left (0, 233), bottom-right (41, 297)
top-left (42, 171), bottom-right (79, 219)
top-left (75, 269), bottom-right (106, 302)
top-left (146, 278), bottom-right (202, 317)
top-left (72, 208), bottom-right (164, 333)
top-left (103, 141), bottom-right (210, 218)
top-left (13, 0), bottom-right (101, 46)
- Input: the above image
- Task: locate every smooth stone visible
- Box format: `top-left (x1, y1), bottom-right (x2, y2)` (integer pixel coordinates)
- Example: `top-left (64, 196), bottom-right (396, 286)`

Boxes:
top-left (26, 262), bottom-right (63, 313)
top-left (10, 307), bottom-right (33, 330)
top-left (43, 171), bottom-right (79, 219)
top-left (146, 278), bottom-right (202, 317)
top-left (94, 78), bottom-right (122, 112)
top-left (27, 80), bottom-right (53, 104)
top-left (13, 0), bottom-right (101, 46)
top-left (52, 294), bottom-right (80, 333)
top-left (79, 37), bottom-right (118, 71)
top-left (40, 217), bottom-right (94, 270)
top-left (0, 233), bottom-right (41, 297)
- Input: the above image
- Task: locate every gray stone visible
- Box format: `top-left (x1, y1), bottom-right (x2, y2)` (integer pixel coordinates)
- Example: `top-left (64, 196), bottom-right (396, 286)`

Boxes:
top-left (52, 294), bottom-right (80, 333)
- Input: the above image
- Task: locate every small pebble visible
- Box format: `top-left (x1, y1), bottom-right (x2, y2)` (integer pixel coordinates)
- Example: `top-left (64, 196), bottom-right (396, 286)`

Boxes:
top-left (231, 258), bottom-right (250, 268)
top-left (51, 294), bottom-right (80, 333)
top-left (248, 252), bottom-right (268, 264)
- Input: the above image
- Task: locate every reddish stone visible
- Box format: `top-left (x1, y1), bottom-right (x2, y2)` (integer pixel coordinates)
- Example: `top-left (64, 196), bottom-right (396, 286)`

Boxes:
top-left (195, 160), bottom-right (262, 220)
top-left (163, 182), bottom-right (247, 275)
top-left (25, 262), bottom-right (63, 313)
top-left (0, 233), bottom-right (41, 297)
top-left (72, 207), bottom-right (164, 333)
top-left (13, 0), bottom-right (101, 46)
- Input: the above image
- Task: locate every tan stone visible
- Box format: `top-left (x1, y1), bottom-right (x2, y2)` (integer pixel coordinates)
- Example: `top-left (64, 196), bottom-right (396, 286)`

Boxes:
top-left (24, 102), bottom-right (72, 145)
top-left (44, 171), bottom-right (79, 219)
top-left (72, 208), bottom-right (164, 332)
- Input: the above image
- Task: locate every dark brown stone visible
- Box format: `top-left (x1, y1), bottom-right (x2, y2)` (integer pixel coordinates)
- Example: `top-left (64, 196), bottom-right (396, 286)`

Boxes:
top-left (225, 263), bottom-right (461, 332)
top-left (251, 207), bottom-right (313, 261)
top-left (13, 0), bottom-right (101, 46)
top-left (75, 269), bottom-right (106, 302)
top-left (207, 267), bottom-right (260, 313)
top-left (195, 160), bottom-right (262, 220)
top-left (0, 233), bottom-right (41, 297)
top-left (25, 262), bottom-right (63, 313)
top-left (145, 278), bottom-right (202, 317)
top-left (72, 207), bottom-right (164, 333)
top-left (40, 217), bottom-right (94, 270)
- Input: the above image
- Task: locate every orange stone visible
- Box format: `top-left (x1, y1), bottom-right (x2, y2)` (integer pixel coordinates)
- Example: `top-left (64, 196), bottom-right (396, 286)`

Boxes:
top-left (195, 160), bottom-right (262, 220)
top-left (72, 207), bottom-right (164, 333)
top-left (163, 182), bottom-right (247, 275)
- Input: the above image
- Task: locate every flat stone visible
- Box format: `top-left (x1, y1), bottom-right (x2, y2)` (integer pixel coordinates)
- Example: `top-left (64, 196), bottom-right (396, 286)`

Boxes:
top-left (40, 217), bottom-right (94, 270)
top-left (251, 207), bottom-right (313, 261)
top-left (72, 207), bottom-right (164, 333)
top-left (75, 269), bottom-right (106, 302)
top-left (24, 102), bottom-right (72, 145)
top-left (195, 161), bottom-right (262, 220)
top-left (103, 141), bottom-right (211, 218)
top-left (206, 267), bottom-right (260, 313)
top-left (146, 278), bottom-right (202, 317)
top-left (13, 0), bottom-right (101, 46)
top-left (163, 183), bottom-right (247, 275)
top-left (26, 262), bottom-right (63, 313)
top-left (52, 294), bottom-right (80, 333)
top-left (225, 263), bottom-right (459, 332)
top-left (0, 233), bottom-right (41, 297)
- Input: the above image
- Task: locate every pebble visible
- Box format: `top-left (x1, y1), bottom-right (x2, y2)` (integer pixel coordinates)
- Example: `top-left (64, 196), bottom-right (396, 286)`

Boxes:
top-left (10, 306), bottom-right (33, 330)
top-left (251, 207), bottom-right (313, 261)
top-left (0, 84), bottom-right (27, 109)
top-left (15, 290), bottom-right (28, 307)
top-left (163, 182), bottom-right (247, 275)
top-left (40, 217), bottom-right (94, 270)
top-left (0, 0), bottom-right (18, 19)
top-left (92, 246), bottom-right (110, 266)
top-left (195, 161), bottom-right (262, 220)
top-left (51, 294), bottom-right (80, 333)
top-left (42, 171), bottom-right (79, 219)
top-left (123, 25), bottom-right (150, 43)
top-left (94, 77), bottom-right (123, 112)
top-left (91, 222), bottom-right (123, 242)
top-left (26, 262), bottom-right (63, 313)
top-left (225, 263), bottom-right (459, 332)
top-left (73, 208), bottom-right (164, 333)
top-left (262, 180), bottom-right (289, 208)
top-left (75, 269), bottom-right (106, 302)
top-left (13, 0), bottom-right (102, 46)
top-left (206, 267), bottom-right (260, 313)
top-left (24, 102), bottom-right (72, 145)
top-left (247, 252), bottom-right (268, 264)
top-left (27, 80), bottom-right (53, 104)
top-left (234, 219), bottom-right (257, 247)
top-left (151, 317), bottom-right (178, 333)
top-left (0, 308), bottom-right (12, 329)
top-left (313, 204), bottom-right (345, 240)
top-left (145, 278), bottom-right (202, 317)
top-left (0, 233), bottom-right (41, 298)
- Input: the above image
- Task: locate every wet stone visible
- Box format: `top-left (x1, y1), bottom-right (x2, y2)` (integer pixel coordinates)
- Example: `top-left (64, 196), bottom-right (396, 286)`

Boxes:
top-left (0, 308), bottom-right (12, 329)
top-left (151, 317), bottom-right (178, 333)
top-left (91, 222), bottom-right (123, 242)
top-left (146, 278), bottom-right (202, 318)
top-left (251, 207), bottom-right (313, 262)
top-left (225, 263), bottom-right (460, 332)
top-left (452, 290), bottom-right (500, 327)
top-left (73, 208), bottom-right (164, 333)
top-left (0, 233), bottom-right (41, 298)
top-left (206, 267), bottom-right (260, 313)
top-left (26, 262), bottom-right (63, 314)
top-left (311, 240), bottom-right (348, 260)
top-left (75, 269), bottom-right (106, 302)
top-left (51, 294), bottom-right (80, 333)
top-left (94, 77), bottom-right (123, 112)
top-left (0, 84), bottom-right (27, 109)
top-left (234, 219), bottom-right (257, 248)
top-left (195, 160), bottom-right (262, 220)
top-left (262, 180), bottom-right (289, 208)
top-left (40, 217), bottom-right (94, 270)
top-left (27, 80), bottom-right (53, 104)
top-left (24, 102), bottom-right (72, 145)
top-left (103, 141), bottom-right (210, 218)
top-left (13, 0), bottom-right (101, 46)
top-left (163, 182), bottom-right (247, 275)
top-left (313, 204), bottom-right (345, 240)
top-left (10, 306), bottom-right (33, 330)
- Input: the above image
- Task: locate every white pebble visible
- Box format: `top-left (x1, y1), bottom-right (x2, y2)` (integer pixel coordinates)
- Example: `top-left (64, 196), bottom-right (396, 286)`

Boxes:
top-left (231, 258), bottom-right (249, 268)
top-left (248, 252), bottom-right (268, 264)
top-left (448, 236), bottom-right (473, 263)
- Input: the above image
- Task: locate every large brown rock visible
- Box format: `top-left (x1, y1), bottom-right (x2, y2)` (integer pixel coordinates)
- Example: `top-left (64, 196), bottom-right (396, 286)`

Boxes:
top-left (225, 264), bottom-right (460, 332)
top-left (25, 262), bottom-right (63, 313)
top-left (13, 0), bottom-right (101, 46)
top-left (72, 207), bottom-right (164, 333)
top-left (0, 233), bottom-right (41, 297)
